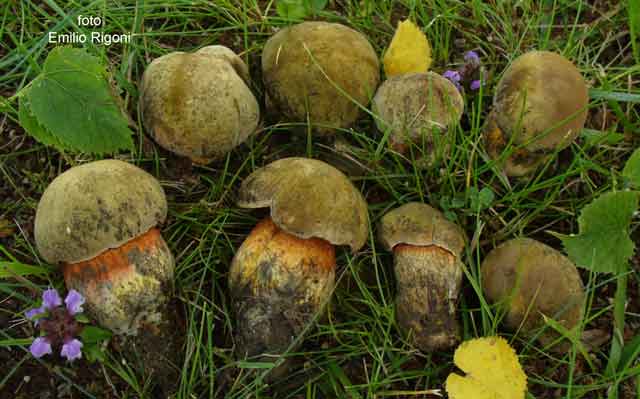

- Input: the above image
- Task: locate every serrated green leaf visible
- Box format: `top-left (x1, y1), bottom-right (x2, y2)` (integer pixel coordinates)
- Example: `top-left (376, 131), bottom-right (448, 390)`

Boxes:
top-left (622, 147), bottom-right (640, 189)
top-left (24, 47), bottom-right (133, 154)
top-left (558, 191), bottom-right (638, 274)
top-left (80, 325), bottom-right (112, 344)
top-left (18, 93), bottom-right (65, 149)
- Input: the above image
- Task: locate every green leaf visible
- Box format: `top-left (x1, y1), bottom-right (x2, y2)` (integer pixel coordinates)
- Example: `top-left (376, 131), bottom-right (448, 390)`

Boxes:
top-left (307, 0), bottom-right (328, 13)
top-left (83, 342), bottom-right (107, 363)
top-left (558, 191), bottom-right (638, 274)
top-left (276, 0), bottom-right (307, 20)
top-left (80, 325), bottom-right (112, 344)
top-left (0, 338), bottom-right (34, 347)
top-left (21, 47), bottom-right (133, 154)
top-left (623, 147), bottom-right (640, 189)
top-left (629, 0), bottom-right (640, 64)
top-left (0, 261), bottom-right (51, 278)
top-left (469, 187), bottom-right (495, 211)
top-left (74, 313), bottom-right (90, 323)
top-left (589, 89), bottom-right (640, 103)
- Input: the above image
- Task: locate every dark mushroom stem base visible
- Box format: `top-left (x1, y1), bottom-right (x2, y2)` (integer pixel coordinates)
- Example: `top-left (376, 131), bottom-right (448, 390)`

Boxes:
top-left (63, 228), bottom-right (182, 389)
top-left (393, 244), bottom-right (462, 351)
top-left (229, 218), bottom-right (336, 378)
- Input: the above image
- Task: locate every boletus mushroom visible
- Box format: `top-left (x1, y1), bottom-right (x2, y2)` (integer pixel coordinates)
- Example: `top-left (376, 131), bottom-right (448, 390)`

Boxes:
top-left (262, 21), bottom-right (380, 135)
top-left (378, 202), bottom-right (467, 351)
top-left (34, 160), bottom-right (180, 384)
top-left (481, 238), bottom-right (585, 347)
top-left (140, 45), bottom-right (260, 163)
top-left (484, 51), bottom-right (589, 176)
top-left (230, 157), bottom-right (368, 376)
top-left (372, 72), bottom-right (464, 158)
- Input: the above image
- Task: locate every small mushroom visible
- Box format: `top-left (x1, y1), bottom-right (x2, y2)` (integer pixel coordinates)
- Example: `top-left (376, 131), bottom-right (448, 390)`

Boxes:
top-left (484, 51), bottom-right (589, 176)
top-left (378, 202), bottom-right (467, 351)
top-left (262, 21), bottom-right (380, 135)
top-left (140, 45), bottom-right (260, 163)
top-left (230, 157), bottom-right (368, 376)
top-left (372, 72), bottom-right (464, 158)
top-left (481, 238), bottom-right (585, 347)
top-left (34, 160), bottom-right (179, 385)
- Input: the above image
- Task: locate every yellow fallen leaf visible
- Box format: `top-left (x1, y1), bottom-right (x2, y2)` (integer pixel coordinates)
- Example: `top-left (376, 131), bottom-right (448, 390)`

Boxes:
top-left (445, 336), bottom-right (527, 399)
top-left (383, 19), bottom-right (432, 77)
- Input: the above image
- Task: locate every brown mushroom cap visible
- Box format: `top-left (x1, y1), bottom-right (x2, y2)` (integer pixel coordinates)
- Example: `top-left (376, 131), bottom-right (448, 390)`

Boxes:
top-left (35, 160), bottom-right (167, 264)
top-left (378, 202), bottom-right (466, 256)
top-left (237, 157), bottom-right (369, 252)
top-left (481, 238), bottom-right (585, 340)
top-left (140, 45), bottom-right (260, 163)
top-left (372, 72), bottom-right (464, 152)
top-left (485, 51), bottom-right (588, 176)
top-left (261, 21), bottom-right (380, 135)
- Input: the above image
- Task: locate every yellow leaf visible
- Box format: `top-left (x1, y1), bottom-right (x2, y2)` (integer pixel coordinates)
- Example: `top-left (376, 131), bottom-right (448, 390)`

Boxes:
top-left (445, 336), bottom-right (527, 399)
top-left (383, 19), bottom-right (432, 77)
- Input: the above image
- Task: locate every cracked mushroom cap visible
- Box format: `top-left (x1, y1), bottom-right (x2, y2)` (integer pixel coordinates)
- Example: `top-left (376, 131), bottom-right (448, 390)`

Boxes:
top-left (237, 158), bottom-right (369, 252)
top-left (261, 21), bottom-right (380, 134)
top-left (485, 51), bottom-right (588, 175)
top-left (140, 45), bottom-right (260, 163)
top-left (35, 160), bottom-right (168, 264)
top-left (378, 202), bottom-right (466, 256)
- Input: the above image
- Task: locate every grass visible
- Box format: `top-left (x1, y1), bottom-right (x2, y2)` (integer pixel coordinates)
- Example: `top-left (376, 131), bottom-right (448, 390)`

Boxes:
top-left (1, 0), bottom-right (640, 398)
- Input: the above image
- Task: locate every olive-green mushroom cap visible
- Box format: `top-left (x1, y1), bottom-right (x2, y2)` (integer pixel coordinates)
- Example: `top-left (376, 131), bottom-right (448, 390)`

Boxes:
top-left (140, 45), bottom-right (260, 163)
top-left (378, 202), bottom-right (466, 256)
top-left (237, 158), bottom-right (369, 252)
top-left (262, 21), bottom-right (380, 135)
top-left (372, 72), bottom-right (464, 152)
top-left (481, 238), bottom-right (585, 338)
top-left (489, 50), bottom-right (588, 154)
top-left (35, 160), bottom-right (168, 264)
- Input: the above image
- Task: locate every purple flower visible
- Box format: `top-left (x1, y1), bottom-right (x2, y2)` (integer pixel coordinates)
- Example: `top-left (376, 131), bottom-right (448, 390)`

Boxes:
top-left (470, 80), bottom-right (482, 90)
top-left (443, 70), bottom-right (461, 82)
top-left (25, 305), bottom-right (46, 326)
top-left (60, 338), bottom-right (83, 361)
top-left (42, 288), bottom-right (62, 310)
top-left (64, 290), bottom-right (85, 315)
top-left (464, 50), bottom-right (480, 65)
top-left (30, 336), bottom-right (52, 358)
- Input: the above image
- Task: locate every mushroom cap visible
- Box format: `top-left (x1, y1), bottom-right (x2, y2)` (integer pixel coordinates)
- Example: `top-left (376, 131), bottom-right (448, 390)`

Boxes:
top-left (261, 21), bottom-right (380, 135)
top-left (481, 238), bottom-right (585, 336)
top-left (378, 202), bottom-right (466, 256)
top-left (140, 45), bottom-right (260, 163)
top-left (237, 157), bottom-right (369, 252)
top-left (490, 51), bottom-right (588, 152)
top-left (372, 72), bottom-right (464, 152)
top-left (35, 160), bottom-right (168, 264)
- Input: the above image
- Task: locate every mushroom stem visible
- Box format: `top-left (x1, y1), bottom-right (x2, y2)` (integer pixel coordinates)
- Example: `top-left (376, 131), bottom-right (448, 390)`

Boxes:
top-left (229, 218), bottom-right (335, 377)
top-left (393, 244), bottom-right (462, 351)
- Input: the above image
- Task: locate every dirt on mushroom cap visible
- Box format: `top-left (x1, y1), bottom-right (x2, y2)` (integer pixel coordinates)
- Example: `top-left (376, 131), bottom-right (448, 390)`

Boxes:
top-left (140, 45), bottom-right (260, 163)
top-left (237, 157), bottom-right (369, 252)
top-left (481, 238), bottom-right (585, 345)
top-left (34, 159), bottom-right (167, 264)
top-left (261, 21), bottom-right (380, 135)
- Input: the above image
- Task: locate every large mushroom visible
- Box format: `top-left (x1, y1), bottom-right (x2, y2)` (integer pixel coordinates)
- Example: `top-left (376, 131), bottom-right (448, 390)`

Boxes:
top-left (481, 238), bottom-right (585, 347)
top-left (34, 160), bottom-right (179, 383)
top-left (262, 21), bottom-right (380, 135)
top-left (372, 72), bottom-right (464, 158)
top-left (378, 202), bottom-right (467, 351)
top-left (230, 157), bottom-right (368, 376)
top-left (140, 45), bottom-right (260, 163)
top-left (484, 51), bottom-right (589, 176)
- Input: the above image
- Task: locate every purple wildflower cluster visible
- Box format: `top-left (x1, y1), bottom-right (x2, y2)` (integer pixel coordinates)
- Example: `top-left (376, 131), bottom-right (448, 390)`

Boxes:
top-left (443, 50), bottom-right (486, 93)
top-left (26, 288), bottom-right (85, 361)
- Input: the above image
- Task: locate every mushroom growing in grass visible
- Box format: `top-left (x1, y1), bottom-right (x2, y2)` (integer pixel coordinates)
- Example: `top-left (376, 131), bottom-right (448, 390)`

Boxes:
top-left (34, 160), bottom-right (179, 383)
top-left (372, 72), bottom-right (464, 158)
top-left (481, 238), bottom-right (585, 347)
top-left (230, 157), bottom-right (368, 376)
top-left (262, 21), bottom-right (380, 135)
top-left (140, 45), bottom-right (260, 163)
top-left (378, 202), bottom-right (467, 351)
top-left (484, 51), bottom-right (589, 176)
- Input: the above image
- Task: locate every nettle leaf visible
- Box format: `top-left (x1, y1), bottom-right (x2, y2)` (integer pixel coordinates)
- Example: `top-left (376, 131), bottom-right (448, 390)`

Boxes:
top-left (19, 47), bottom-right (133, 154)
top-left (622, 147), bottom-right (640, 189)
top-left (558, 191), bottom-right (638, 274)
